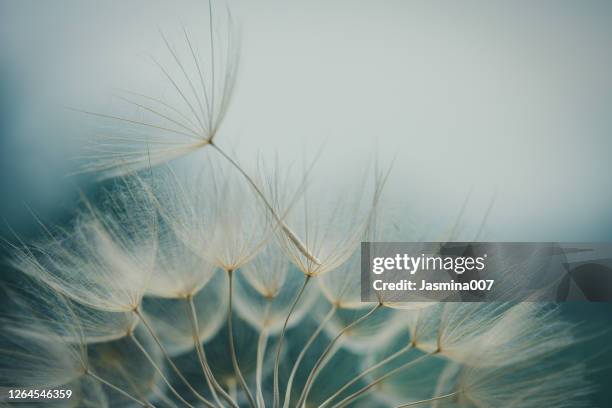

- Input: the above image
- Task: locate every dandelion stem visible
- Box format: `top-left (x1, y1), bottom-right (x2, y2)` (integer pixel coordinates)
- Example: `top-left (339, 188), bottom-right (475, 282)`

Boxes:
top-left (186, 296), bottom-right (238, 408)
top-left (331, 352), bottom-right (436, 408)
top-left (255, 326), bottom-right (269, 408)
top-left (152, 385), bottom-right (181, 408)
top-left (273, 274), bottom-right (311, 408)
top-left (227, 378), bottom-right (238, 402)
top-left (114, 364), bottom-right (153, 406)
top-left (210, 142), bottom-right (320, 266)
top-left (133, 308), bottom-right (216, 408)
top-left (87, 370), bottom-right (155, 407)
top-left (319, 343), bottom-right (414, 407)
top-left (130, 332), bottom-right (197, 408)
top-left (394, 392), bottom-right (459, 407)
top-left (296, 303), bottom-right (382, 408)
top-left (282, 304), bottom-right (337, 408)
top-left (227, 269), bottom-right (258, 408)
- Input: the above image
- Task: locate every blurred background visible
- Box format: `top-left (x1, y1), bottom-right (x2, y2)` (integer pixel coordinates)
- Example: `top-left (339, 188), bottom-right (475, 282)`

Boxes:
top-left (1, 0), bottom-right (611, 405)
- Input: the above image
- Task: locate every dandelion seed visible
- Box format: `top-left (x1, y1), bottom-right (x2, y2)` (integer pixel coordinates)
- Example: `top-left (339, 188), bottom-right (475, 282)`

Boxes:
top-left (150, 161), bottom-right (272, 274)
top-left (409, 302), bottom-right (577, 367)
top-left (0, 292), bottom-right (151, 407)
top-left (233, 245), bottom-right (318, 408)
top-left (330, 300), bottom-right (586, 407)
top-left (316, 247), bottom-right (404, 351)
top-left (10, 179), bottom-right (157, 313)
top-left (234, 246), bottom-right (317, 335)
top-left (147, 160), bottom-right (273, 407)
top-left (3, 283), bottom-right (138, 345)
top-left (0, 319), bottom-right (87, 390)
top-left (426, 356), bottom-right (593, 408)
top-left (276, 168), bottom-right (386, 279)
top-left (146, 228), bottom-right (219, 299)
top-left (271, 164), bottom-right (388, 408)
top-left (78, 1), bottom-right (239, 178)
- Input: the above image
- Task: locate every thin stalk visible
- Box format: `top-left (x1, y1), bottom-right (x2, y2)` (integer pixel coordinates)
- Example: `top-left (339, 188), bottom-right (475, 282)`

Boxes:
top-left (331, 352), bottom-right (437, 408)
top-left (210, 142), bottom-right (320, 265)
top-left (296, 303), bottom-right (382, 408)
top-left (186, 296), bottom-right (238, 408)
top-left (255, 326), bottom-right (269, 408)
top-left (227, 269), bottom-right (258, 408)
top-left (152, 385), bottom-right (180, 408)
top-left (115, 364), bottom-right (152, 406)
top-left (282, 304), bottom-right (337, 408)
top-left (395, 392), bottom-right (459, 407)
top-left (133, 308), bottom-right (216, 408)
top-left (272, 274), bottom-right (311, 408)
top-left (227, 378), bottom-right (238, 402)
top-left (130, 332), bottom-right (196, 408)
top-left (87, 370), bottom-right (154, 407)
top-left (319, 343), bottom-right (413, 407)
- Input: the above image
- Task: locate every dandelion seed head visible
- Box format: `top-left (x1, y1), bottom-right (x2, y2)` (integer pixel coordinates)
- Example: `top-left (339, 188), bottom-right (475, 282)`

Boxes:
top-left (0, 3), bottom-right (601, 406)
top-left (151, 161), bottom-right (272, 272)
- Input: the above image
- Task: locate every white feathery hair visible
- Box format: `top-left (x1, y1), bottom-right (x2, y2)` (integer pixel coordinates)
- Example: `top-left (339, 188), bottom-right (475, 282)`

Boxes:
top-left (443, 303), bottom-right (576, 367)
top-left (3, 283), bottom-right (137, 345)
top-left (326, 310), bottom-right (404, 354)
top-left (0, 323), bottom-right (86, 389)
top-left (406, 302), bottom-right (577, 368)
top-left (431, 357), bottom-right (593, 408)
top-left (276, 165), bottom-right (388, 277)
top-left (0, 292), bottom-right (89, 389)
top-left (150, 159), bottom-right (273, 272)
top-left (405, 305), bottom-right (443, 350)
top-left (141, 269), bottom-right (228, 356)
top-left (233, 245), bottom-right (317, 334)
top-left (318, 250), bottom-right (370, 310)
top-left (316, 249), bottom-right (403, 352)
top-left (78, 2), bottom-right (240, 179)
top-left (9, 178), bottom-right (157, 313)
top-left (241, 243), bottom-right (290, 300)
top-left (146, 225), bottom-right (218, 299)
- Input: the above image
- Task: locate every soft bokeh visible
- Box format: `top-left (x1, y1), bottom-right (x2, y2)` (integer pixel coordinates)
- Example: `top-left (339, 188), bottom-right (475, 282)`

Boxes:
top-left (2, 0), bottom-right (612, 240)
